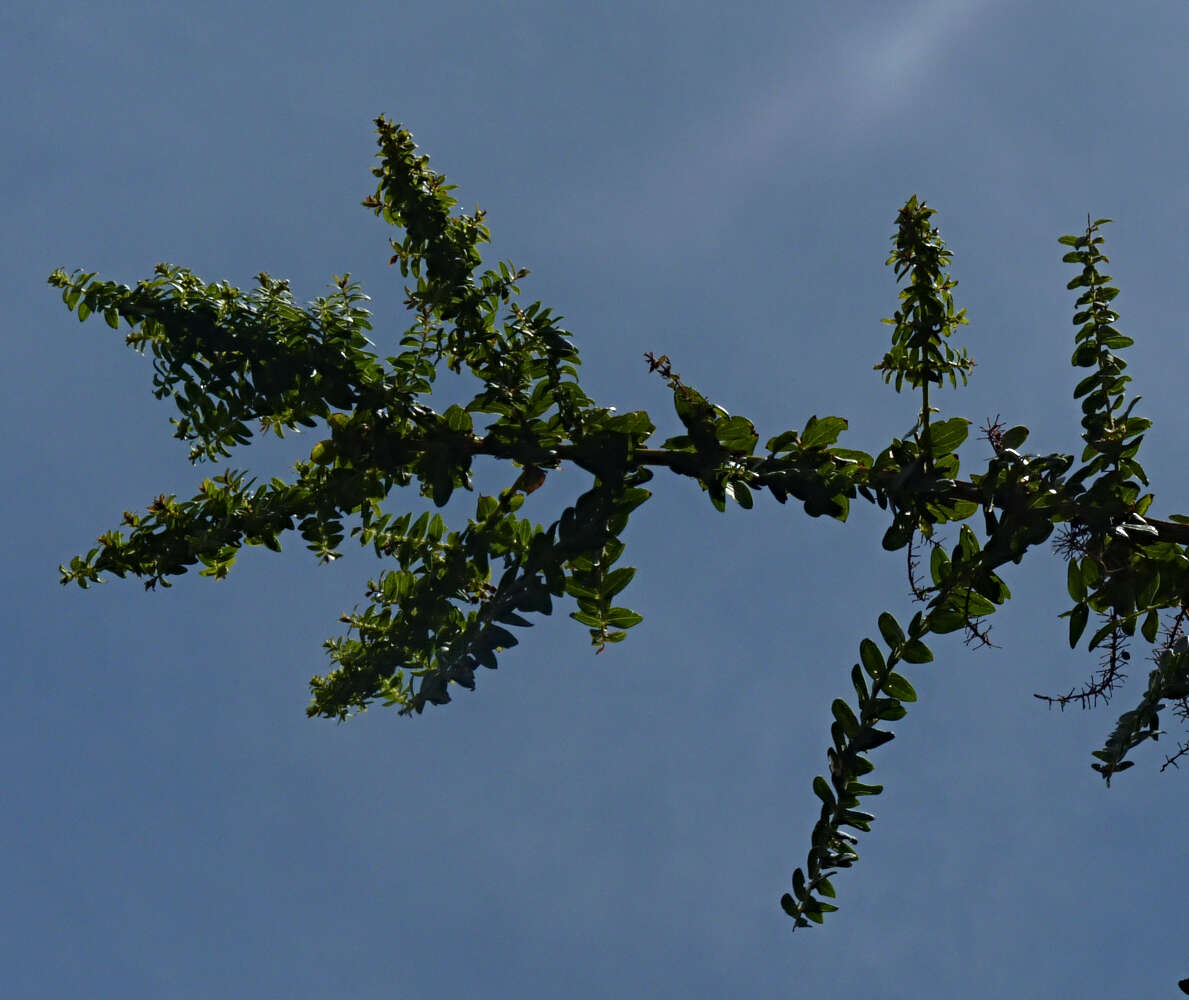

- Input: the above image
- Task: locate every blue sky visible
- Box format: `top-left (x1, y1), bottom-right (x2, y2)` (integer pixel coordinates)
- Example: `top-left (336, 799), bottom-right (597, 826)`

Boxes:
top-left (6, 1), bottom-right (1189, 996)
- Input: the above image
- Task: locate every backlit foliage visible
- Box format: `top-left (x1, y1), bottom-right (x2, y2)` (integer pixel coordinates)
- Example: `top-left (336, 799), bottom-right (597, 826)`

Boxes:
top-left (54, 118), bottom-right (1189, 938)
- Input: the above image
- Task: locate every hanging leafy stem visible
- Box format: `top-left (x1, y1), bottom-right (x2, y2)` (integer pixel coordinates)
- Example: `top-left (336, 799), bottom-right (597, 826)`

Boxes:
top-left (53, 119), bottom-right (1189, 940)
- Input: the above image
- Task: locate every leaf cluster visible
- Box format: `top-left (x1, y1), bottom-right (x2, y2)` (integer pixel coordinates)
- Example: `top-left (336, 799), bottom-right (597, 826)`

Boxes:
top-left (55, 121), bottom-right (1189, 953)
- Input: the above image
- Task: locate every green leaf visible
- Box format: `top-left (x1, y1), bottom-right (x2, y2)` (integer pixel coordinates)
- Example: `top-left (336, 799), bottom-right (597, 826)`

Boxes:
top-left (877, 612), bottom-right (905, 650)
top-left (813, 775), bottom-right (836, 808)
top-left (310, 440), bottom-right (336, 465)
top-left (601, 566), bottom-right (636, 598)
top-left (766, 430), bottom-right (799, 454)
top-left (605, 410), bottom-right (654, 437)
top-left (882, 519), bottom-right (913, 551)
top-left (929, 609), bottom-right (967, 634)
top-left (925, 417), bottom-right (970, 457)
top-left (444, 404), bottom-right (473, 432)
top-left (1141, 608), bottom-right (1160, 644)
top-left (1067, 559), bottom-right (1087, 602)
top-left (1000, 425), bottom-right (1029, 450)
top-left (943, 588), bottom-right (996, 618)
top-left (859, 638), bottom-right (885, 678)
top-left (1068, 602), bottom-right (1089, 648)
top-left (929, 546), bottom-right (950, 586)
top-left (1087, 616), bottom-right (1130, 651)
top-left (673, 385), bottom-right (717, 437)
top-left (851, 728), bottom-right (895, 752)
top-left (908, 612), bottom-right (925, 639)
top-left (831, 698), bottom-right (861, 738)
top-left (850, 664), bottom-right (870, 705)
top-left (883, 673), bottom-right (917, 701)
top-left (707, 487), bottom-right (726, 513)
top-left (831, 447), bottom-right (873, 466)
top-left (603, 607), bottom-right (643, 629)
top-left (485, 626), bottom-right (518, 650)
top-left (729, 481), bottom-right (754, 509)
top-left (792, 868), bottom-right (810, 904)
top-left (801, 416), bottom-right (848, 449)
top-left (1103, 335), bottom-right (1134, 350)
top-left (715, 415), bottom-right (758, 454)
top-left (871, 699), bottom-right (907, 721)
top-left (899, 640), bottom-right (932, 664)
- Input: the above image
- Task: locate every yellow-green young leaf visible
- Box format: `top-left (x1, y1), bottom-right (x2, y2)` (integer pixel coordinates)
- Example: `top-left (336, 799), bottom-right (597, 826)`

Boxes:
top-left (310, 440), bottom-right (336, 465)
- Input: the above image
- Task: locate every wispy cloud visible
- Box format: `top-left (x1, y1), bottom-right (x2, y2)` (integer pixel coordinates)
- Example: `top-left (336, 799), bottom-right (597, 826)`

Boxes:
top-left (613, 0), bottom-right (996, 248)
